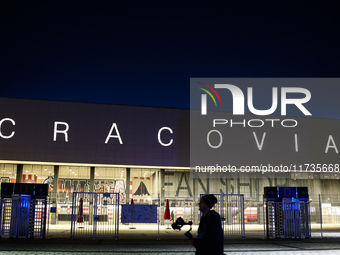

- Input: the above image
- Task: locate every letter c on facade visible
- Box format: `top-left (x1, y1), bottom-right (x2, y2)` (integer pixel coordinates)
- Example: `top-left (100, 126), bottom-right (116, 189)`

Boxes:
top-left (158, 127), bottom-right (173, 147)
top-left (0, 118), bottom-right (15, 139)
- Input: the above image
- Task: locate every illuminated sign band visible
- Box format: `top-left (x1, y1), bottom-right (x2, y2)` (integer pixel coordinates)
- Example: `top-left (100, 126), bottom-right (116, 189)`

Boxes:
top-left (0, 98), bottom-right (189, 167)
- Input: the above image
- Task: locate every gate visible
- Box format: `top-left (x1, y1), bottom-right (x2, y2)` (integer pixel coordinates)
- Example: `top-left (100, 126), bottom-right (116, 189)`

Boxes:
top-left (266, 200), bottom-right (311, 238)
top-left (200, 194), bottom-right (245, 239)
top-left (0, 196), bottom-right (48, 238)
top-left (71, 192), bottom-right (119, 239)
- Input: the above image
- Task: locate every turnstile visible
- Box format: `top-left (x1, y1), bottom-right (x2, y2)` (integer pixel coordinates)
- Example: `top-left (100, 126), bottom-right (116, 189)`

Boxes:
top-left (264, 187), bottom-right (311, 239)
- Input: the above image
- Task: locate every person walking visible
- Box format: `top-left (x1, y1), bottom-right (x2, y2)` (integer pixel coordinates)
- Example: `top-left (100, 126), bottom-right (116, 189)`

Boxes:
top-left (187, 194), bottom-right (224, 255)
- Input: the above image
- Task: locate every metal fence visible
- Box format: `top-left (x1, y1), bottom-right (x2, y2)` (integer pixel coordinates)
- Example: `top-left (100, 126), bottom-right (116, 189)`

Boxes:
top-left (265, 201), bottom-right (311, 238)
top-left (158, 196), bottom-right (194, 223)
top-left (200, 194), bottom-right (245, 239)
top-left (70, 192), bottom-right (120, 239)
top-left (0, 197), bottom-right (48, 238)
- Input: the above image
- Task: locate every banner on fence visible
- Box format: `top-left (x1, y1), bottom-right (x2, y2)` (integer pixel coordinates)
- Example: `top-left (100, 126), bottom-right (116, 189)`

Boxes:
top-left (121, 204), bottom-right (157, 223)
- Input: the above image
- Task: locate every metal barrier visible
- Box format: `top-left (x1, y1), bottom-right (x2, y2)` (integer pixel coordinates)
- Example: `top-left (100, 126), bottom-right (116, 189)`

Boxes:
top-left (266, 201), bottom-right (311, 238)
top-left (224, 194), bottom-right (245, 238)
top-left (0, 197), bottom-right (48, 238)
top-left (71, 192), bottom-right (119, 239)
top-left (200, 194), bottom-right (245, 239)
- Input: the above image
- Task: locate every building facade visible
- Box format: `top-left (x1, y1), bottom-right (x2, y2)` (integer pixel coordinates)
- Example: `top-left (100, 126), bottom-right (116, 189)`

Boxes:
top-left (1, 98), bottom-right (340, 224)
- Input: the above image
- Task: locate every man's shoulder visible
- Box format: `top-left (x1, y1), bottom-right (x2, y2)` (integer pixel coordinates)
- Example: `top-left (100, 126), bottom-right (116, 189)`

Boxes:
top-left (208, 210), bottom-right (221, 219)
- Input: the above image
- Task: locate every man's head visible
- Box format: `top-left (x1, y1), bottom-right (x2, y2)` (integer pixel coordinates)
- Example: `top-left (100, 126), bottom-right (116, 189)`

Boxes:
top-left (198, 194), bottom-right (218, 213)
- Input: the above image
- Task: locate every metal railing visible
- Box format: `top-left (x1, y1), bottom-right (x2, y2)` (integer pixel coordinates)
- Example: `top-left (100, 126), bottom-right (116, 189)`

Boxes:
top-left (0, 197), bottom-right (48, 238)
top-left (265, 201), bottom-right (311, 238)
top-left (200, 194), bottom-right (245, 239)
top-left (70, 192), bottom-right (120, 239)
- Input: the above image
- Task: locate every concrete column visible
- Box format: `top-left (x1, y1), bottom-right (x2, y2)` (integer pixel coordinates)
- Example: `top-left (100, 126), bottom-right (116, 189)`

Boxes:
top-left (155, 170), bottom-right (159, 195)
top-left (160, 169), bottom-right (165, 203)
top-left (125, 168), bottom-right (131, 204)
top-left (193, 177), bottom-right (196, 200)
top-left (160, 169), bottom-right (165, 225)
top-left (193, 178), bottom-right (199, 224)
top-left (226, 178), bottom-right (233, 225)
top-left (90, 167), bottom-right (95, 192)
top-left (15, 164), bottom-right (23, 183)
top-left (226, 178), bottom-right (231, 194)
top-left (256, 178), bottom-right (263, 224)
top-left (89, 166), bottom-right (95, 225)
top-left (51, 165), bottom-right (59, 225)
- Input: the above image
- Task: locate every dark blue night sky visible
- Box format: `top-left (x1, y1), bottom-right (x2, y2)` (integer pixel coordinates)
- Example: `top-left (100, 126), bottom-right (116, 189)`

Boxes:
top-left (1, 1), bottom-right (339, 117)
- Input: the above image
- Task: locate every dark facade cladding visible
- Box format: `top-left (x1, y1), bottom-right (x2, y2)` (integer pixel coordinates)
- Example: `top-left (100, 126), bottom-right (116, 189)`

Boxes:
top-left (2, 97), bottom-right (340, 171)
top-left (0, 98), bottom-right (189, 167)
top-left (191, 109), bottom-right (340, 171)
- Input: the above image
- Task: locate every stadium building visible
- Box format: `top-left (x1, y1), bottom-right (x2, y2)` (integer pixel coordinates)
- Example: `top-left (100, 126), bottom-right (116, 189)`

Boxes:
top-left (1, 97), bottom-right (340, 229)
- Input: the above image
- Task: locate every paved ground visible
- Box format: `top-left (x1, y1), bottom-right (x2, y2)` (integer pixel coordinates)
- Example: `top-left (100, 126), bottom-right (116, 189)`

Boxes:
top-left (47, 222), bottom-right (340, 239)
top-left (1, 238), bottom-right (340, 254)
top-left (1, 224), bottom-right (340, 254)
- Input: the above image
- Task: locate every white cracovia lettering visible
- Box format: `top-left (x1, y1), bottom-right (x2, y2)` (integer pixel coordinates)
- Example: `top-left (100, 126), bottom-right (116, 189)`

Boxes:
top-left (0, 118), bottom-right (338, 154)
top-left (0, 118), bottom-right (15, 139)
top-left (0, 119), bottom-right (174, 147)
top-left (206, 131), bottom-right (338, 154)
